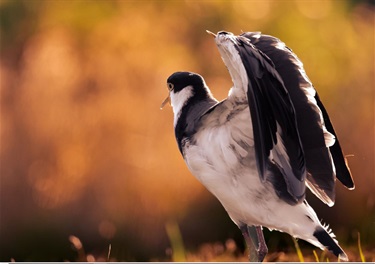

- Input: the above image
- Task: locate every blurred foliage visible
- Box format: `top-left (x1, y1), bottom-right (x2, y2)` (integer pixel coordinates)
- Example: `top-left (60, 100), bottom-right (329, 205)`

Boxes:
top-left (0, 0), bottom-right (374, 261)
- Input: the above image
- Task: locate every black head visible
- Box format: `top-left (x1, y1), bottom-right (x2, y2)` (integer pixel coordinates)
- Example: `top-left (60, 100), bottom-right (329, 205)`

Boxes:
top-left (162, 71), bottom-right (214, 112)
top-left (167, 71), bottom-right (207, 93)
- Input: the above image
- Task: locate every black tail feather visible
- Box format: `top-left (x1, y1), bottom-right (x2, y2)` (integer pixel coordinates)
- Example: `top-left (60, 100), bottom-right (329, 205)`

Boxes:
top-left (313, 227), bottom-right (348, 261)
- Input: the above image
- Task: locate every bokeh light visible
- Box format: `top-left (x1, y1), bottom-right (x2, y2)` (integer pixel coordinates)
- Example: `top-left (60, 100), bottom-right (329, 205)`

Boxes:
top-left (0, 0), bottom-right (374, 261)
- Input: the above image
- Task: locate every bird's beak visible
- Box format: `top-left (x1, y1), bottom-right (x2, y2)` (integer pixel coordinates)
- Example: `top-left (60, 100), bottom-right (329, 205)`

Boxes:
top-left (206, 30), bottom-right (217, 38)
top-left (160, 95), bottom-right (170, 109)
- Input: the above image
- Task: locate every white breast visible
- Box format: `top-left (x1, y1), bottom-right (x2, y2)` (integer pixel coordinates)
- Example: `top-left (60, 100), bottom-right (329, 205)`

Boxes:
top-left (182, 101), bottom-right (269, 224)
top-left (180, 100), bottom-right (321, 236)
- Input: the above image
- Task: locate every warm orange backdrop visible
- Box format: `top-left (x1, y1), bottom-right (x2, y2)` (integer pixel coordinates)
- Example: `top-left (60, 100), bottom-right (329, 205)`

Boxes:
top-left (1, 0), bottom-right (374, 261)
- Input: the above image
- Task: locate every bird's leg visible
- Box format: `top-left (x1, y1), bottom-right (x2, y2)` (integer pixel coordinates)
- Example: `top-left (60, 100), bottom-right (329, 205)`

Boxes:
top-left (254, 225), bottom-right (268, 261)
top-left (241, 225), bottom-right (258, 262)
top-left (240, 225), bottom-right (268, 262)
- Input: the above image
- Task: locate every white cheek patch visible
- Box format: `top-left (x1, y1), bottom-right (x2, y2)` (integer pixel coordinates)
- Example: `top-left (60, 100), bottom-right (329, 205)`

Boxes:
top-left (170, 85), bottom-right (194, 126)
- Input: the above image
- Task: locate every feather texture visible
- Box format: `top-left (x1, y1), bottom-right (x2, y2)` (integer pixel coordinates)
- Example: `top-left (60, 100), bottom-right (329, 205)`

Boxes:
top-left (165, 31), bottom-right (352, 261)
top-left (215, 33), bottom-right (307, 202)
top-left (240, 32), bottom-right (354, 205)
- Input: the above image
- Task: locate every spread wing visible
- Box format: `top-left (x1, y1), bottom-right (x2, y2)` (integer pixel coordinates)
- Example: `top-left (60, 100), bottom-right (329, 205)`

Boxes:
top-left (214, 32), bottom-right (306, 203)
top-left (241, 32), bottom-right (354, 206)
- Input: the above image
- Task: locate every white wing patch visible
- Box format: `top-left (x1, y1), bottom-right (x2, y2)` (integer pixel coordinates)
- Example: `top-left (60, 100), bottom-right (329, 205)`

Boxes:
top-left (269, 122), bottom-right (290, 169)
top-left (215, 34), bottom-right (249, 102)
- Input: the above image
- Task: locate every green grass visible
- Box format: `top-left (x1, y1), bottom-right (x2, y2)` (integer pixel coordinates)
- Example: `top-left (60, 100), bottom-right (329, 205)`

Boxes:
top-left (65, 226), bottom-right (374, 262)
top-left (164, 222), bottom-right (374, 262)
top-left (358, 232), bottom-right (366, 262)
top-left (293, 238), bottom-right (305, 262)
top-left (165, 220), bottom-right (187, 262)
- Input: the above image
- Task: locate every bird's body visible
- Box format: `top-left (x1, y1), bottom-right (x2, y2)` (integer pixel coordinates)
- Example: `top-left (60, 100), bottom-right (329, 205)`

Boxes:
top-left (162, 31), bottom-right (354, 261)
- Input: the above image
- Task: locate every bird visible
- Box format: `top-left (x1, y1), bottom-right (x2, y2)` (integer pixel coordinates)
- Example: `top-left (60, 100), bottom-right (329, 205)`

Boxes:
top-left (160, 31), bottom-right (354, 262)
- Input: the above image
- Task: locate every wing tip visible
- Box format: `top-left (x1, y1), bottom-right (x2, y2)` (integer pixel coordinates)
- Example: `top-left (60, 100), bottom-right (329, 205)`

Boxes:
top-left (338, 154), bottom-right (355, 189)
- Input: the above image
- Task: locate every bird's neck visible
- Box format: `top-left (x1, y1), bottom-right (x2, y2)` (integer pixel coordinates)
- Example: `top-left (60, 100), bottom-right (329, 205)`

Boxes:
top-left (174, 94), bottom-right (218, 154)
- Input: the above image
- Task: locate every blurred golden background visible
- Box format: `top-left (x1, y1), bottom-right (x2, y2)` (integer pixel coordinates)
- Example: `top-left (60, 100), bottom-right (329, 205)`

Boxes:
top-left (0, 0), bottom-right (374, 261)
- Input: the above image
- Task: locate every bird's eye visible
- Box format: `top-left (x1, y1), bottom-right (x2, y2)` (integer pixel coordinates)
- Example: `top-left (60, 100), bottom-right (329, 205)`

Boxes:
top-left (167, 83), bottom-right (174, 91)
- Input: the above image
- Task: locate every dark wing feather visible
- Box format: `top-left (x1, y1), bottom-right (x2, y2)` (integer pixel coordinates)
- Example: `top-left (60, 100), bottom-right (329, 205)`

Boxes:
top-left (234, 36), bottom-right (307, 202)
top-left (315, 93), bottom-right (354, 189)
top-left (241, 32), bottom-right (354, 205)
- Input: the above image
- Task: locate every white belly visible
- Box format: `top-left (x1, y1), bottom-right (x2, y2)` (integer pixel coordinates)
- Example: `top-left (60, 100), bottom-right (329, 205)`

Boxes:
top-left (182, 105), bottom-right (274, 226)
top-left (180, 102), bottom-right (322, 243)
top-left (184, 137), bottom-right (319, 237)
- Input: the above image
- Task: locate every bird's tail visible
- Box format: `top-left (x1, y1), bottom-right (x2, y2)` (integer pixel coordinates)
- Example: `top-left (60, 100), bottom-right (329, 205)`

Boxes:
top-left (313, 226), bottom-right (348, 261)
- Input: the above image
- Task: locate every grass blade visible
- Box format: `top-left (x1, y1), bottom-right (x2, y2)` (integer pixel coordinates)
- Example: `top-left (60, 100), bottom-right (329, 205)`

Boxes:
top-left (313, 250), bottom-right (320, 262)
top-left (107, 244), bottom-right (111, 261)
top-left (165, 220), bottom-right (187, 262)
top-left (358, 232), bottom-right (366, 262)
top-left (292, 238), bottom-right (305, 262)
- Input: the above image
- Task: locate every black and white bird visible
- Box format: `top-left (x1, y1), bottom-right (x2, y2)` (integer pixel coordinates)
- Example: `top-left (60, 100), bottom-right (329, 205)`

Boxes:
top-left (161, 31), bottom-right (354, 262)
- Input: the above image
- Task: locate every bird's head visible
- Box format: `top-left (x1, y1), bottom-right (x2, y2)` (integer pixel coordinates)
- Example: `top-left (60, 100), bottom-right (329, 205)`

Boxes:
top-left (161, 71), bottom-right (212, 115)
